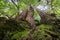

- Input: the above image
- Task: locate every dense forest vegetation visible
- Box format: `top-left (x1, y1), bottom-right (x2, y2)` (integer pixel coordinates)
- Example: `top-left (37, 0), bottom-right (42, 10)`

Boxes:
top-left (0, 0), bottom-right (60, 40)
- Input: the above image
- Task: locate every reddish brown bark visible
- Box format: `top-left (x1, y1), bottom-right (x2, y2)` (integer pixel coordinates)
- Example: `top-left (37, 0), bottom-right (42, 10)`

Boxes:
top-left (36, 8), bottom-right (56, 24)
top-left (26, 5), bottom-right (36, 28)
top-left (16, 6), bottom-right (28, 21)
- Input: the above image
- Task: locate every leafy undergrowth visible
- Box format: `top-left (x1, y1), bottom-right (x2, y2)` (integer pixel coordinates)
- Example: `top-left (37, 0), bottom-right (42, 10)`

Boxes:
top-left (0, 17), bottom-right (60, 40)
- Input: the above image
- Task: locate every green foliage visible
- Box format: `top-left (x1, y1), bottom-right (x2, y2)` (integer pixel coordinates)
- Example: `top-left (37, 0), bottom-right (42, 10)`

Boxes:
top-left (0, 0), bottom-right (60, 40)
top-left (12, 30), bottom-right (28, 40)
top-left (40, 24), bottom-right (52, 30)
top-left (53, 0), bottom-right (60, 7)
top-left (22, 0), bottom-right (38, 5)
top-left (34, 10), bottom-right (41, 21)
top-left (20, 2), bottom-right (26, 10)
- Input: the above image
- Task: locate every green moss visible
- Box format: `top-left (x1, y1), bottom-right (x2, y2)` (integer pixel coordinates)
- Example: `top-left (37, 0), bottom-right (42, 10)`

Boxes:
top-left (11, 30), bottom-right (28, 40)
